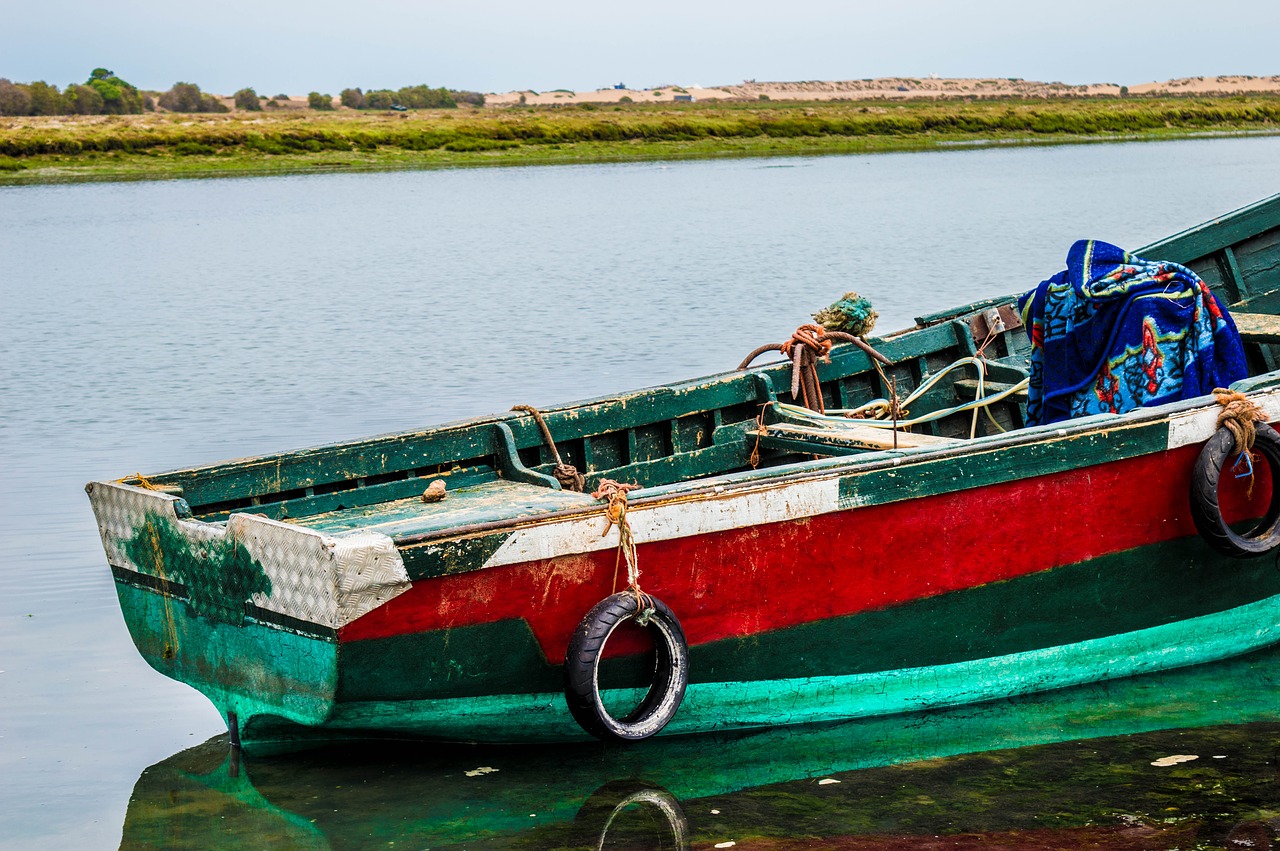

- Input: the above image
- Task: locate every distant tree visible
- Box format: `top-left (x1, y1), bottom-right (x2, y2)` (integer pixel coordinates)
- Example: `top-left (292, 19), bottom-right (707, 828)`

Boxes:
top-left (451, 90), bottom-right (485, 106)
top-left (85, 69), bottom-right (143, 114)
top-left (26, 81), bottom-right (63, 115)
top-left (308, 91), bottom-right (334, 110)
top-left (363, 90), bottom-right (395, 109)
top-left (0, 79), bottom-right (32, 116)
top-left (396, 85), bottom-right (455, 108)
top-left (340, 87), bottom-right (365, 109)
top-left (158, 82), bottom-right (226, 113)
top-left (234, 88), bottom-right (262, 110)
top-left (64, 84), bottom-right (105, 114)
top-left (1120, 86), bottom-right (1129, 97)
top-left (159, 82), bottom-right (204, 112)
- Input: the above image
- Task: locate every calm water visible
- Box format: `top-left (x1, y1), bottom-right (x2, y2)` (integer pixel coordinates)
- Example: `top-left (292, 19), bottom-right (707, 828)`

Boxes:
top-left (3, 138), bottom-right (1280, 848)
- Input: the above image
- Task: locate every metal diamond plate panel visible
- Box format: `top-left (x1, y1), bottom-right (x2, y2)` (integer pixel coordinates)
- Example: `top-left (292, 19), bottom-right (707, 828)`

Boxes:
top-left (87, 481), bottom-right (411, 629)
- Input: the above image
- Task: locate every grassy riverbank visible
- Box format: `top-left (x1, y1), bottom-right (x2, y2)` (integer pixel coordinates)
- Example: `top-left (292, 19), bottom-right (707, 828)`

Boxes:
top-left (3, 96), bottom-right (1279, 184)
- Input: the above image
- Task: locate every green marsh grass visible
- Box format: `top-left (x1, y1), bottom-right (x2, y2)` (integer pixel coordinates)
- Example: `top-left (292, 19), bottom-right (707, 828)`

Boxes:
top-left (3, 96), bottom-right (1278, 183)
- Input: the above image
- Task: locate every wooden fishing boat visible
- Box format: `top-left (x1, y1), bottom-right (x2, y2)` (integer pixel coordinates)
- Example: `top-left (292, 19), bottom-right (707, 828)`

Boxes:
top-left (88, 193), bottom-right (1280, 747)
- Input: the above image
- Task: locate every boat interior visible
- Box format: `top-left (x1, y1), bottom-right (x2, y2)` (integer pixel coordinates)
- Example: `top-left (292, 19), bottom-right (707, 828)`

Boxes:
top-left (129, 197), bottom-right (1280, 544)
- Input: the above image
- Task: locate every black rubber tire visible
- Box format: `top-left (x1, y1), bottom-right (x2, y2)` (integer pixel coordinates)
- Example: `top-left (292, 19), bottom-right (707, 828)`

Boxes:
top-left (1190, 422), bottom-right (1280, 558)
top-left (564, 592), bottom-right (689, 742)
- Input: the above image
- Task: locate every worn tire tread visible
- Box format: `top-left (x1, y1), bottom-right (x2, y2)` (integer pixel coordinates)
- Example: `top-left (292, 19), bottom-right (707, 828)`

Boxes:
top-left (1190, 422), bottom-right (1280, 558)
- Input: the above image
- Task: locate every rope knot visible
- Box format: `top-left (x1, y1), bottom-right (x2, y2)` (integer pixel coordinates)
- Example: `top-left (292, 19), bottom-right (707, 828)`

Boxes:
top-left (511, 404), bottom-right (584, 492)
top-left (1213, 388), bottom-right (1267, 455)
top-left (778, 324), bottom-right (834, 413)
top-left (593, 479), bottom-right (642, 595)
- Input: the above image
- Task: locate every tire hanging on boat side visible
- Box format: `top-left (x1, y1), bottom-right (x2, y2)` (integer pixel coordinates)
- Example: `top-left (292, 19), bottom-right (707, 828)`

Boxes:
top-left (564, 592), bottom-right (689, 742)
top-left (1190, 421), bottom-right (1280, 557)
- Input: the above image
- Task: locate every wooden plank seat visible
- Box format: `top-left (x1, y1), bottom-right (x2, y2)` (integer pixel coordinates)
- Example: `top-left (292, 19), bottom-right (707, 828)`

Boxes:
top-left (1232, 312), bottom-right (1280, 344)
top-left (293, 479), bottom-right (599, 540)
top-left (745, 422), bottom-right (962, 457)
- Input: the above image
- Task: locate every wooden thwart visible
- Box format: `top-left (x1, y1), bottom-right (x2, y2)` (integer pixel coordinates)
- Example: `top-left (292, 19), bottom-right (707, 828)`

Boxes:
top-left (1232, 312), bottom-right (1280, 344)
top-left (747, 422), bottom-right (962, 456)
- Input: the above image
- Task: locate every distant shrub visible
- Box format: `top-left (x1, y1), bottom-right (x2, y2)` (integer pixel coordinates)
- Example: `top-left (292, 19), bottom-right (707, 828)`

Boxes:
top-left (234, 88), bottom-right (262, 111)
top-left (364, 90), bottom-right (395, 110)
top-left (65, 84), bottom-right (105, 115)
top-left (618, 95), bottom-right (632, 103)
top-left (758, 94), bottom-right (770, 101)
top-left (308, 92), bottom-right (334, 110)
top-left (340, 87), bottom-right (365, 109)
top-left (451, 90), bottom-right (485, 106)
top-left (27, 82), bottom-right (63, 115)
top-left (0, 79), bottom-right (31, 116)
top-left (394, 85), bottom-right (456, 109)
top-left (159, 82), bottom-right (225, 113)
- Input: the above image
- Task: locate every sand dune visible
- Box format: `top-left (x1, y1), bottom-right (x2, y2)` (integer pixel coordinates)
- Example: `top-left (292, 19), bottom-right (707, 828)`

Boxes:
top-left (484, 75), bottom-right (1280, 106)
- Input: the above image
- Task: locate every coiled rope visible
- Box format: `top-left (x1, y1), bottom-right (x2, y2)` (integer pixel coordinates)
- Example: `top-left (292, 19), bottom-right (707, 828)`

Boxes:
top-left (1213, 388), bottom-right (1268, 455)
top-left (510, 404), bottom-right (585, 492)
top-left (739, 325), bottom-right (894, 414)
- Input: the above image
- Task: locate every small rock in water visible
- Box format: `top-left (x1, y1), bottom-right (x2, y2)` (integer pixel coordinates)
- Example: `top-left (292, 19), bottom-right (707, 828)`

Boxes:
top-left (1150, 754), bottom-right (1199, 767)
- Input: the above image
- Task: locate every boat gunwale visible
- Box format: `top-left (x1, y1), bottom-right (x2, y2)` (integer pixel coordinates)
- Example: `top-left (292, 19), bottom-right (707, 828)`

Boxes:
top-left (388, 378), bottom-right (1280, 547)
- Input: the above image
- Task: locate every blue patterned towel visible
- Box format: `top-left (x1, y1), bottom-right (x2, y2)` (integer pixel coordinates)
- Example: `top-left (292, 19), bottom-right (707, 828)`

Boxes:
top-left (1017, 240), bottom-right (1246, 426)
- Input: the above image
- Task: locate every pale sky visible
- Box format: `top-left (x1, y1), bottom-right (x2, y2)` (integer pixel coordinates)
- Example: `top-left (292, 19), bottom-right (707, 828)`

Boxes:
top-left (4, 0), bottom-right (1277, 95)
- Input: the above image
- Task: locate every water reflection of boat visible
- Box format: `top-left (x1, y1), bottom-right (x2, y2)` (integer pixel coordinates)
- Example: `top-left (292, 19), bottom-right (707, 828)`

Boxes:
top-left (122, 647), bottom-right (1280, 849)
top-left (89, 193), bottom-right (1280, 745)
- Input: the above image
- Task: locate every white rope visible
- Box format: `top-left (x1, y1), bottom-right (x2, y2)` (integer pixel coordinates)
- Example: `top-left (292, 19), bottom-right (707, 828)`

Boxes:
top-left (774, 357), bottom-right (1029, 431)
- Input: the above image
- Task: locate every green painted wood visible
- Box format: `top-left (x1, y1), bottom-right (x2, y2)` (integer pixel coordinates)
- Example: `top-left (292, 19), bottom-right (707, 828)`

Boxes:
top-left (297, 480), bottom-right (596, 538)
top-left (320, 591), bottom-right (1280, 742)
top-left (1139, 192), bottom-right (1280, 268)
top-left (837, 418), bottom-right (1166, 510)
top-left (491, 422), bottom-right (562, 489)
top-left (114, 580), bottom-right (338, 729)
top-left (914, 294), bottom-right (1022, 328)
top-left (397, 532), bottom-right (512, 581)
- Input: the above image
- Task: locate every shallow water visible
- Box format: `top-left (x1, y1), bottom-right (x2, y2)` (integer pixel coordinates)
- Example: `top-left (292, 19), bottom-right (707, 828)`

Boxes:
top-left (2, 137), bottom-right (1280, 848)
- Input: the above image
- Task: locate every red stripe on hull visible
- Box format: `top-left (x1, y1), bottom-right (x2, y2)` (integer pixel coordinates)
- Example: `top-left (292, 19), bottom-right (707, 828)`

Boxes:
top-left (340, 443), bottom-right (1262, 659)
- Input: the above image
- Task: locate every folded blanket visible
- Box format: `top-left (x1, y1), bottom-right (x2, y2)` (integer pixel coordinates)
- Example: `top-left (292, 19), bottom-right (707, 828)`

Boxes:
top-left (1018, 240), bottom-right (1246, 426)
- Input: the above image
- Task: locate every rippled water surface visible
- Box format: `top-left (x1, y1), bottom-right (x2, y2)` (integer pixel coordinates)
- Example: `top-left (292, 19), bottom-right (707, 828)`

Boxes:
top-left (2, 138), bottom-right (1280, 848)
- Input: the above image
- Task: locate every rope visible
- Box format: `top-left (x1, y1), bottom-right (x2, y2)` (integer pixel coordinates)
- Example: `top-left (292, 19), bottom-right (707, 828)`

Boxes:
top-left (118, 473), bottom-right (161, 491)
top-left (592, 479), bottom-right (651, 614)
top-left (773, 356), bottom-right (1030, 432)
top-left (738, 326), bottom-right (894, 414)
top-left (1213, 388), bottom-right (1267, 455)
top-left (779, 324), bottom-right (832, 413)
top-left (511, 405), bottom-right (585, 492)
